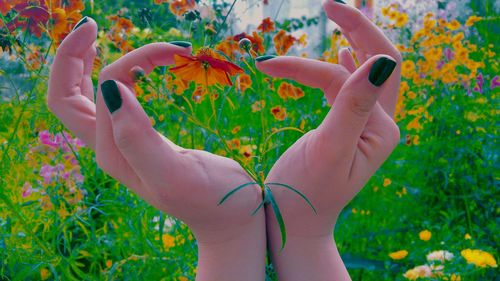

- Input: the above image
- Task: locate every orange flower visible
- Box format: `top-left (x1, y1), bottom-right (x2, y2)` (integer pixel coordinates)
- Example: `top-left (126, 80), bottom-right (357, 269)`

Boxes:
top-left (226, 138), bottom-right (241, 150)
top-left (191, 86), bottom-right (207, 104)
top-left (171, 48), bottom-right (244, 87)
top-left (258, 17), bottom-right (275, 33)
top-left (107, 15), bottom-right (135, 53)
top-left (0, 1), bottom-right (13, 15)
top-left (237, 74), bottom-right (252, 93)
top-left (277, 82), bottom-right (305, 100)
top-left (216, 38), bottom-right (239, 59)
top-left (166, 75), bottom-right (189, 95)
top-left (233, 32), bottom-right (265, 55)
top-left (252, 100), bottom-right (266, 112)
top-left (271, 106), bottom-right (287, 121)
top-left (274, 30), bottom-right (296, 55)
top-left (169, 0), bottom-right (196, 17)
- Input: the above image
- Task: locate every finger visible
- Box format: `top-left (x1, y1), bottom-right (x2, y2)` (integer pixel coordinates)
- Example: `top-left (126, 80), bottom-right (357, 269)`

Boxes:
top-left (48, 16), bottom-right (98, 149)
top-left (338, 48), bottom-right (356, 73)
top-left (255, 56), bottom-right (350, 104)
top-left (99, 42), bottom-right (192, 85)
top-left (317, 55), bottom-right (398, 157)
top-left (96, 43), bottom-right (191, 189)
top-left (339, 28), bottom-right (369, 64)
top-left (80, 45), bottom-right (97, 102)
top-left (323, 0), bottom-right (402, 117)
top-left (100, 80), bottom-right (182, 191)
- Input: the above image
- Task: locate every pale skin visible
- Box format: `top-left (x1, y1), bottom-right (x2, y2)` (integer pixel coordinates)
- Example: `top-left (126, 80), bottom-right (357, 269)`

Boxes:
top-left (47, 1), bottom-right (401, 281)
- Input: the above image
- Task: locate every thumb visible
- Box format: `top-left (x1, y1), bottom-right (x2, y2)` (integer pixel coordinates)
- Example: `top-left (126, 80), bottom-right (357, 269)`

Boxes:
top-left (318, 55), bottom-right (398, 153)
top-left (99, 80), bottom-right (181, 185)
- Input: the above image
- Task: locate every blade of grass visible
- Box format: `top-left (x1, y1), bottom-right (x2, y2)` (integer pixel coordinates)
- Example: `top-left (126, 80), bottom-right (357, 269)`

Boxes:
top-left (264, 184), bottom-right (286, 250)
top-left (218, 182), bottom-right (259, 205)
top-left (267, 182), bottom-right (317, 214)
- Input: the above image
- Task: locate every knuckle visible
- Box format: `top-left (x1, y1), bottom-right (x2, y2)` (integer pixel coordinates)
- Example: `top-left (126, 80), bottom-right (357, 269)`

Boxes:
top-left (348, 94), bottom-right (374, 118)
top-left (98, 65), bottom-right (112, 81)
top-left (391, 49), bottom-right (403, 64)
top-left (113, 126), bottom-right (141, 150)
top-left (387, 121), bottom-right (401, 148)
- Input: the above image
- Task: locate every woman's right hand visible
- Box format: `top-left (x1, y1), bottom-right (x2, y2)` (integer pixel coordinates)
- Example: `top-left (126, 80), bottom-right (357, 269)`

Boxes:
top-left (48, 17), bottom-right (266, 281)
top-left (255, 1), bottom-right (402, 280)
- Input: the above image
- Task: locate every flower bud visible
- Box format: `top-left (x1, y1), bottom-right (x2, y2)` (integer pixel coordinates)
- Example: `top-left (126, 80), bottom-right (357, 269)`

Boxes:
top-left (238, 38), bottom-right (252, 52)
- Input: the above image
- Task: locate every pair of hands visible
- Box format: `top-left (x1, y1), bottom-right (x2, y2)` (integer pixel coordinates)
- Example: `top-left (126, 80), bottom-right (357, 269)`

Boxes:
top-left (48, 1), bottom-right (401, 280)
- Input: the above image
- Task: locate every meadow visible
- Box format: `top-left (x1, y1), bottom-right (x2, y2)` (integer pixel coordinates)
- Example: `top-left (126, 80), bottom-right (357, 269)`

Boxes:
top-left (0, 0), bottom-right (498, 280)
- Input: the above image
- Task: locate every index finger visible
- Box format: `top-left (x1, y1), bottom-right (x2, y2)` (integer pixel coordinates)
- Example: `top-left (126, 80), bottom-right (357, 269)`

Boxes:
top-left (322, 0), bottom-right (402, 117)
top-left (99, 42), bottom-right (192, 85)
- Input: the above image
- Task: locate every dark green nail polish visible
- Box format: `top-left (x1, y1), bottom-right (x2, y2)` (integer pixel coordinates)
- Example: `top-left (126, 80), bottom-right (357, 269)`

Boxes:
top-left (369, 57), bottom-right (397, 87)
top-left (73, 16), bottom-right (88, 31)
top-left (169, 41), bottom-right (192, 48)
top-left (255, 55), bottom-right (277, 62)
top-left (334, 0), bottom-right (346, 4)
top-left (101, 80), bottom-right (122, 114)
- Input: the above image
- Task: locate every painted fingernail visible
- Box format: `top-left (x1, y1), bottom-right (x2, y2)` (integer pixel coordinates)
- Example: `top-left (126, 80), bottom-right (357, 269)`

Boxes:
top-left (368, 57), bottom-right (397, 87)
top-left (169, 41), bottom-right (192, 48)
top-left (101, 80), bottom-right (122, 114)
top-left (334, 0), bottom-right (346, 4)
top-left (255, 55), bottom-right (277, 62)
top-left (72, 16), bottom-right (88, 31)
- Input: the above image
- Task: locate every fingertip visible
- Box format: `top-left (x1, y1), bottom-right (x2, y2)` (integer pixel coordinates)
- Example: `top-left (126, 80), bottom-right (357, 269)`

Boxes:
top-left (57, 16), bottom-right (98, 56)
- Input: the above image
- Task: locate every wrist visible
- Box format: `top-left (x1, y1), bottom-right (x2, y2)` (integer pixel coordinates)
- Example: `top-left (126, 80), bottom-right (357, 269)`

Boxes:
top-left (195, 211), bottom-right (266, 281)
top-left (265, 206), bottom-right (350, 281)
top-left (268, 234), bottom-right (351, 281)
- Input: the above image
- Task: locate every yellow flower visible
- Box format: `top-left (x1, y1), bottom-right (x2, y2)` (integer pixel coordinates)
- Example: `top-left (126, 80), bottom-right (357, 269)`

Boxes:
top-left (446, 20), bottom-right (460, 30)
top-left (419, 230), bottom-right (432, 241)
top-left (40, 268), bottom-right (50, 280)
top-left (464, 233), bottom-right (472, 240)
top-left (383, 178), bottom-right (392, 187)
top-left (461, 249), bottom-right (497, 268)
top-left (465, 15), bottom-right (482, 27)
top-left (401, 60), bottom-right (415, 79)
top-left (162, 234), bottom-right (176, 250)
top-left (395, 13), bottom-right (409, 28)
top-left (381, 6), bottom-right (391, 17)
top-left (390, 250), bottom-right (408, 260)
top-left (465, 112), bottom-right (479, 122)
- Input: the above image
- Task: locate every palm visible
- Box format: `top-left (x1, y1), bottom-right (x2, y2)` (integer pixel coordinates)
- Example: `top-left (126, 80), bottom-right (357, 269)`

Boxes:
top-left (48, 19), bottom-right (262, 244)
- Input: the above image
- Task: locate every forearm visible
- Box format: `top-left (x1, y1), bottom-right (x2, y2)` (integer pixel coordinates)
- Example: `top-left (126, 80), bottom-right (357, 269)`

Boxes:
top-left (266, 217), bottom-right (351, 281)
top-left (195, 211), bottom-right (267, 281)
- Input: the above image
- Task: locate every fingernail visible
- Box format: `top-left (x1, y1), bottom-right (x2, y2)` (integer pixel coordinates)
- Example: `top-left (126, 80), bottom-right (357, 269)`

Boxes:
top-left (369, 57), bottom-right (397, 87)
top-left (334, 0), bottom-right (346, 4)
top-left (72, 16), bottom-right (88, 31)
top-left (101, 80), bottom-right (122, 114)
top-left (169, 41), bottom-right (192, 48)
top-left (255, 55), bottom-right (277, 62)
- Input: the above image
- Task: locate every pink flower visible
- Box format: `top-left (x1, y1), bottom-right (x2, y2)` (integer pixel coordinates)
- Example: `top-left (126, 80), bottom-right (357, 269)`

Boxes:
top-left (491, 76), bottom-right (500, 90)
top-left (22, 182), bottom-right (33, 197)
top-left (39, 131), bottom-right (62, 148)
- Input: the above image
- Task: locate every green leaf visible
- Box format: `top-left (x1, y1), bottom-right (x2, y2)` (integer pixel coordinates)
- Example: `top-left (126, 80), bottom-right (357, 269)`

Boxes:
top-left (251, 200), bottom-right (265, 216)
top-left (266, 182), bottom-right (317, 214)
top-left (218, 182), bottom-right (259, 205)
top-left (265, 185), bottom-right (287, 250)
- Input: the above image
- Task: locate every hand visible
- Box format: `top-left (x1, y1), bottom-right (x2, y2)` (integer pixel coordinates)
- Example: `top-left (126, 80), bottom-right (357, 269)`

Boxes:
top-left (256, 1), bottom-right (402, 280)
top-left (48, 17), bottom-right (265, 281)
